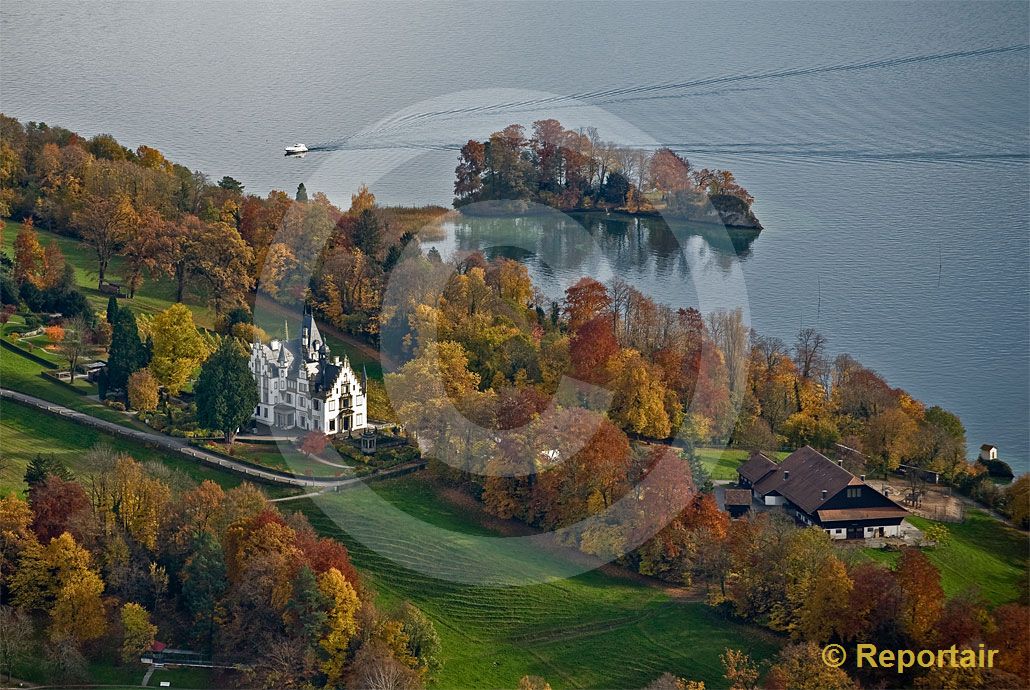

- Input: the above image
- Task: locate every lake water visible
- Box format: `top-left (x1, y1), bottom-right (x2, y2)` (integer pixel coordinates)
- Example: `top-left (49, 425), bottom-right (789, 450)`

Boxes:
top-left (2, 1), bottom-right (1027, 468)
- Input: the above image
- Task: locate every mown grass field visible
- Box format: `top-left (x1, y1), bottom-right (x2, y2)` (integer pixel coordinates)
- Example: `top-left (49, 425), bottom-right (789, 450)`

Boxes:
top-left (696, 447), bottom-right (789, 481)
top-left (861, 510), bottom-right (1028, 606)
top-left (0, 398), bottom-right (296, 497)
top-left (292, 476), bottom-right (780, 689)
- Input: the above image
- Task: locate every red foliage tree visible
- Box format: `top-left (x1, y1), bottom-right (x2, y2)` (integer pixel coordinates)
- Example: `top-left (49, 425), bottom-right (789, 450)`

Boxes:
top-left (29, 475), bottom-right (91, 542)
top-left (563, 278), bottom-right (611, 332)
top-left (568, 316), bottom-right (619, 384)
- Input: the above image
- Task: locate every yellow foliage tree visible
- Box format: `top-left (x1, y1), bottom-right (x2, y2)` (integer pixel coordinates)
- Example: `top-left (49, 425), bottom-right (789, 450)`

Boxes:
top-left (120, 602), bottom-right (158, 663)
top-left (609, 349), bottom-right (672, 438)
top-left (127, 367), bottom-right (159, 412)
top-left (796, 556), bottom-right (853, 641)
top-left (50, 569), bottom-right (107, 643)
top-left (349, 184), bottom-right (376, 214)
top-left (317, 567), bottom-right (362, 684)
top-left (150, 303), bottom-right (209, 395)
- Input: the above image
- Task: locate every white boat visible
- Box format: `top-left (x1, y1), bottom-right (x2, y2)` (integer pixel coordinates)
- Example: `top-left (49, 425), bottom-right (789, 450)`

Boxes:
top-left (284, 143), bottom-right (308, 154)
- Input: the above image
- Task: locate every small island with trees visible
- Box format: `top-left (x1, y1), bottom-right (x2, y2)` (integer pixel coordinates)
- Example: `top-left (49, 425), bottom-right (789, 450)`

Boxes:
top-left (453, 119), bottom-right (763, 229)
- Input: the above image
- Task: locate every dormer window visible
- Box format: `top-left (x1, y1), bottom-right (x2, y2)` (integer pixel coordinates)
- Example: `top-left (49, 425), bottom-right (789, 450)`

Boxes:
top-left (846, 487), bottom-right (862, 499)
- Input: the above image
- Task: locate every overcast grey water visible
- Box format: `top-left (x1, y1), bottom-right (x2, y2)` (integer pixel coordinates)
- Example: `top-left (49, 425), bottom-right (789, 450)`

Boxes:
top-left (2, 1), bottom-right (1027, 468)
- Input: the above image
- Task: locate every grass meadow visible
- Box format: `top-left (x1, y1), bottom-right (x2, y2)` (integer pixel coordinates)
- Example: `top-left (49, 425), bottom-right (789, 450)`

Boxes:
top-left (861, 510), bottom-right (1028, 606)
top-left (293, 476), bottom-right (781, 689)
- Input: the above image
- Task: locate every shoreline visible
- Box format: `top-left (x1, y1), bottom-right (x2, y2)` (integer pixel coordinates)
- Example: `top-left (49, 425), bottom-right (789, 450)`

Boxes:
top-left (456, 204), bottom-right (764, 231)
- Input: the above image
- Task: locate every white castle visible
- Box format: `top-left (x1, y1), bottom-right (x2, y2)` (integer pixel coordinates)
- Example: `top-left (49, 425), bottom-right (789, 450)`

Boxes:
top-left (249, 310), bottom-right (367, 435)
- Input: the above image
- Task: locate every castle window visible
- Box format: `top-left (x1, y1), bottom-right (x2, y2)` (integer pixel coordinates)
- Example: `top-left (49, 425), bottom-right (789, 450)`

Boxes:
top-left (313, 399), bottom-right (320, 411)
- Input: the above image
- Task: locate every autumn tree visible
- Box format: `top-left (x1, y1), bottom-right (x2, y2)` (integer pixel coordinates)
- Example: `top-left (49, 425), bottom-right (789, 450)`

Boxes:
top-left (648, 148), bottom-right (693, 197)
top-left (127, 368), bottom-right (159, 412)
top-left (563, 277), bottom-right (611, 332)
top-left (454, 139), bottom-right (486, 205)
top-left (28, 475), bottom-right (90, 542)
top-left (399, 602), bottom-right (442, 676)
top-left (150, 303), bottom-right (208, 395)
top-left (12, 221), bottom-right (44, 287)
top-left (609, 349), bottom-right (675, 438)
top-left (74, 193), bottom-right (139, 288)
top-left (40, 240), bottom-right (66, 289)
top-left (55, 315), bottom-right (91, 379)
top-left (1005, 474), bottom-right (1030, 528)
top-left (863, 407), bottom-right (918, 477)
top-left (120, 602), bottom-right (158, 663)
top-left (895, 547), bottom-right (944, 644)
top-left (721, 648), bottom-right (759, 690)
top-left (796, 555), bottom-right (852, 641)
top-left (195, 338), bottom-right (259, 444)
top-left (317, 567), bottom-right (362, 686)
top-left (50, 569), bottom-right (107, 643)
top-left (350, 183), bottom-right (376, 214)
top-left (764, 642), bottom-right (856, 690)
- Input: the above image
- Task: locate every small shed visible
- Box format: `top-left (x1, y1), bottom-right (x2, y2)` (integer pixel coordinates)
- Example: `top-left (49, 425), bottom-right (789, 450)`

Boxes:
top-left (724, 489), bottom-right (753, 519)
top-left (979, 444), bottom-right (998, 462)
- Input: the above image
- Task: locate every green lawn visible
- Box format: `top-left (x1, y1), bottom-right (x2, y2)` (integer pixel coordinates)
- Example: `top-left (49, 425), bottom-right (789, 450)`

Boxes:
top-left (0, 341), bottom-right (148, 428)
top-left (0, 398), bottom-right (298, 498)
top-left (696, 447), bottom-right (789, 481)
top-left (293, 476), bottom-right (779, 689)
top-left (207, 440), bottom-right (355, 479)
top-left (860, 511), bottom-right (1028, 606)
top-left (2, 220), bottom-right (216, 327)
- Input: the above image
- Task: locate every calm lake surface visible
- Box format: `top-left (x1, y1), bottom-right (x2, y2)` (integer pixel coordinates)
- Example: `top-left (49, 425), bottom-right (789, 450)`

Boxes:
top-left (2, 1), bottom-right (1027, 468)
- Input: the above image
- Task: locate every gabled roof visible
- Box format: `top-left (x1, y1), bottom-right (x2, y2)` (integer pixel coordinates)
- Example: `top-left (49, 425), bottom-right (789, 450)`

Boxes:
top-left (980, 444), bottom-right (996, 451)
top-left (753, 446), bottom-right (861, 515)
top-left (724, 489), bottom-right (753, 506)
top-left (738, 451), bottom-right (777, 484)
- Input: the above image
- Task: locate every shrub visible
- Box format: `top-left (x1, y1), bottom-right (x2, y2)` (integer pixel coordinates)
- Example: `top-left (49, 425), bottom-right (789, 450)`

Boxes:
top-left (44, 325), bottom-right (65, 342)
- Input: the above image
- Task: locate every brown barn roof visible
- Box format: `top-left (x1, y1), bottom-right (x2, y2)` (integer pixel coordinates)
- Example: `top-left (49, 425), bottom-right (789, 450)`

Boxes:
top-left (753, 446), bottom-right (860, 514)
top-left (724, 489), bottom-right (753, 506)
top-left (737, 452), bottom-right (777, 484)
top-left (817, 507), bottom-right (910, 522)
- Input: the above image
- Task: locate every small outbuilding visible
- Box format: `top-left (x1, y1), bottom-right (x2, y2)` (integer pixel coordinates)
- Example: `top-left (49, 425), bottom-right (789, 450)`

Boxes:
top-left (979, 444), bottom-right (998, 462)
top-left (723, 489), bottom-right (753, 519)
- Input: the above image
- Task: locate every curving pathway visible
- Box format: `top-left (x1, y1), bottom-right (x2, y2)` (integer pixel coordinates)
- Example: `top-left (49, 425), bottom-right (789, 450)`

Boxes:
top-left (1, 388), bottom-right (425, 491)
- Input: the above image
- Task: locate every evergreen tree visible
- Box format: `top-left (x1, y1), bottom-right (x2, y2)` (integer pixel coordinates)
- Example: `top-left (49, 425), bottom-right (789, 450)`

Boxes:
top-left (296, 183), bottom-right (308, 202)
top-left (24, 454), bottom-right (71, 489)
top-left (353, 208), bottom-right (381, 258)
top-left (194, 338), bottom-right (259, 444)
top-left (180, 532), bottom-right (227, 650)
top-left (285, 566), bottom-right (330, 647)
top-left (107, 310), bottom-right (148, 390)
top-left (106, 295), bottom-right (119, 325)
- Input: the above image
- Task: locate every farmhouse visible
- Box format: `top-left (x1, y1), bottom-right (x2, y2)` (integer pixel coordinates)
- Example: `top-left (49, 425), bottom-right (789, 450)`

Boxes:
top-left (248, 310), bottom-right (367, 436)
top-left (738, 446), bottom-right (908, 540)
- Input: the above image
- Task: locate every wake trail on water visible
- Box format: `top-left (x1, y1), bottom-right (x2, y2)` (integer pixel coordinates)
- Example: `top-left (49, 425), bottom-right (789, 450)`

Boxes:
top-left (308, 43), bottom-right (1028, 150)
